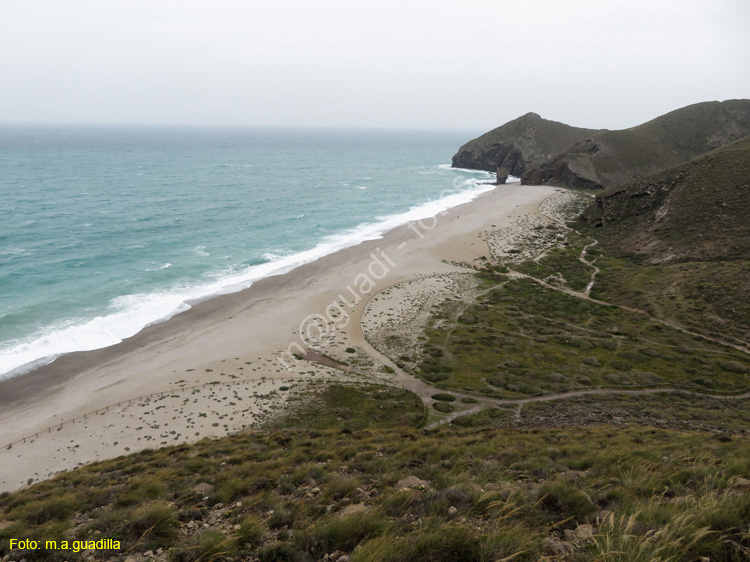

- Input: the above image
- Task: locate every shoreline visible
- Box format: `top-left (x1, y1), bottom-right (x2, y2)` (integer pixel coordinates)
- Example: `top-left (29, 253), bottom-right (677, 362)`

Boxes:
top-left (0, 170), bottom-right (496, 381)
top-left (0, 182), bottom-right (560, 492)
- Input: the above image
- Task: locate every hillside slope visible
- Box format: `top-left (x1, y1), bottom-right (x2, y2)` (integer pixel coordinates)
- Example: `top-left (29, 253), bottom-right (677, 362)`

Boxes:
top-left (581, 135), bottom-right (750, 262)
top-left (525, 99), bottom-right (750, 189)
top-left (451, 112), bottom-right (600, 176)
top-left (2, 384), bottom-right (749, 562)
top-left (580, 136), bottom-right (750, 344)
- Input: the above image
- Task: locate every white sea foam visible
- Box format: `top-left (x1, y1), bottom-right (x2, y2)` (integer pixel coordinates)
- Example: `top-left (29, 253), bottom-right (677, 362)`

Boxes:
top-left (438, 164), bottom-right (490, 174)
top-left (0, 165), bottom-right (496, 379)
top-left (145, 262), bottom-right (172, 272)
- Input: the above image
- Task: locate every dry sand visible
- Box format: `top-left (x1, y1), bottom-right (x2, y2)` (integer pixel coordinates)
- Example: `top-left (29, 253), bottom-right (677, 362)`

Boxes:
top-left (0, 182), bottom-right (560, 492)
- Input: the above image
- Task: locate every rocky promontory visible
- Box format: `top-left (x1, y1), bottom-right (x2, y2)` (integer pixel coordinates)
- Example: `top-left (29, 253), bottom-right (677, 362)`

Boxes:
top-left (451, 112), bottom-right (600, 177)
top-left (455, 99), bottom-right (750, 190)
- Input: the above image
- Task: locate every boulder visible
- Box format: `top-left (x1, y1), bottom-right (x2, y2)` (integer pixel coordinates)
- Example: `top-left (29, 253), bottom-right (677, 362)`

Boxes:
top-left (396, 476), bottom-right (430, 490)
top-left (575, 523), bottom-right (596, 540)
top-left (192, 483), bottom-right (214, 497)
top-left (496, 166), bottom-right (510, 184)
top-left (339, 503), bottom-right (369, 516)
top-left (542, 536), bottom-right (573, 555)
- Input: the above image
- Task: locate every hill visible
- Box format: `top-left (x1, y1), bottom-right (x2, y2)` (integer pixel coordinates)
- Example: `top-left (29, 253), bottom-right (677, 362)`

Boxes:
top-left (451, 112), bottom-right (601, 176)
top-left (579, 136), bottom-right (750, 345)
top-left (580, 135), bottom-right (750, 261)
top-left (453, 100), bottom-right (750, 189)
top-left (527, 100), bottom-right (750, 189)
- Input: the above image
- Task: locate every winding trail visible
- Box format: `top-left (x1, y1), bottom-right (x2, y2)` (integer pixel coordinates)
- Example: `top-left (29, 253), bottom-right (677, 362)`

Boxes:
top-left (320, 190), bottom-right (750, 428)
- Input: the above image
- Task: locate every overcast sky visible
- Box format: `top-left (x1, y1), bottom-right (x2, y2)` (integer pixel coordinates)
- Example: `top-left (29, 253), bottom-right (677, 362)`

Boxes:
top-left (1, 0), bottom-right (748, 131)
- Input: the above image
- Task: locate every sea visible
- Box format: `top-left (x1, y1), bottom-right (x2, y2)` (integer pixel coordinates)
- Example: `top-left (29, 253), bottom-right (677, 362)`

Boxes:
top-left (0, 125), bottom-right (496, 379)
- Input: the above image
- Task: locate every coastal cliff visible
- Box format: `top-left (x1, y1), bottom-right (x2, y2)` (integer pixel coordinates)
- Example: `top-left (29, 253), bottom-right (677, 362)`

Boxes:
top-left (455, 99), bottom-right (750, 189)
top-left (451, 112), bottom-right (600, 176)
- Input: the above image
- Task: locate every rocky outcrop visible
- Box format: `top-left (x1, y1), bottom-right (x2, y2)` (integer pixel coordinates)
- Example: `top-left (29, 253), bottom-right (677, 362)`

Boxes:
top-left (527, 99), bottom-right (750, 189)
top-left (580, 135), bottom-right (750, 263)
top-left (451, 112), bottom-right (600, 176)
top-left (456, 99), bottom-right (750, 190)
top-left (495, 166), bottom-right (509, 184)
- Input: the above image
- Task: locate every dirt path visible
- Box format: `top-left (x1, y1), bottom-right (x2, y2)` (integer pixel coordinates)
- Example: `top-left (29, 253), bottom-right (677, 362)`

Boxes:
top-left (339, 190), bottom-right (750, 428)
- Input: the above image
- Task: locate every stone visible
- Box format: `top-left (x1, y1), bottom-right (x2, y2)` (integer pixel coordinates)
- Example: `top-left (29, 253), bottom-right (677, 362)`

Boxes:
top-left (575, 524), bottom-right (596, 540)
top-left (541, 537), bottom-right (572, 555)
top-left (340, 503), bottom-right (369, 516)
top-left (447, 506), bottom-right (458, 516)
top-left (193, 483), bottom-right (214, 496)
top-left (396, 476), bottom-right (430, 490)
top-left (733, 477), bottom-right (750, 488)
top-left (440, 487), bottom-right (470, 503)
top-left (496, 166), bottom-right (510, 184)
top-left (336, 557), bottom-right (350, 562)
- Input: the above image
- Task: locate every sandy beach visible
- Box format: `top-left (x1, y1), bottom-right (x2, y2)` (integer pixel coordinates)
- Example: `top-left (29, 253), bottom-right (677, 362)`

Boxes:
top-left (0, 182), bottom-right (561, 492)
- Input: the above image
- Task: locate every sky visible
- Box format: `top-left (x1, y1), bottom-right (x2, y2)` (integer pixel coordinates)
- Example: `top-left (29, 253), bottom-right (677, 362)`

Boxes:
top-left (0, 0), bottom-right (748, 131)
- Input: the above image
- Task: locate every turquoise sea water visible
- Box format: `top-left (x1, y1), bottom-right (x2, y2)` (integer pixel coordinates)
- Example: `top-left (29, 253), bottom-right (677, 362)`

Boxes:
top-left (0, 126), bottom-right (493, 378)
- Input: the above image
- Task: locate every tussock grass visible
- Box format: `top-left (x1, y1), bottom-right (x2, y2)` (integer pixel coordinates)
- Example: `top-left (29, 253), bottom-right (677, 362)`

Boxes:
top-left (0, 391), bottom-right (748, 562)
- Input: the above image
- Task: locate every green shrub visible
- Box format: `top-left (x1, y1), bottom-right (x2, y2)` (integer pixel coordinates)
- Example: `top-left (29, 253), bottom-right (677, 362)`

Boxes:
top-left (719, 360), bottom-right (747, 373)
top-left (431, 393), bottom-right (456, 402)
top-left (433, 402), bottom-right (454, 414)
top-left (350, 523), bottom-right (537, 562)
top-left (21, 494), bottom-right (79, 525)
top-left (268, 506), bottom-right (295, 530)
top-left (237, 515), bottom-right (266, 548)
top-left (300, 511), bottom-right (388, 553)
top-left (214, 478), bottom-right (253, 504)
top-left (172, 530), bottom-right (236, 562)
top-left (127, 502), bottom-right (179, 549)
top-left (324, 477), bottom-right (361, 502)
top-left (536, 481), bottom-right (595, 524)
top-left (257, 541), bottom-right (298, 562)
